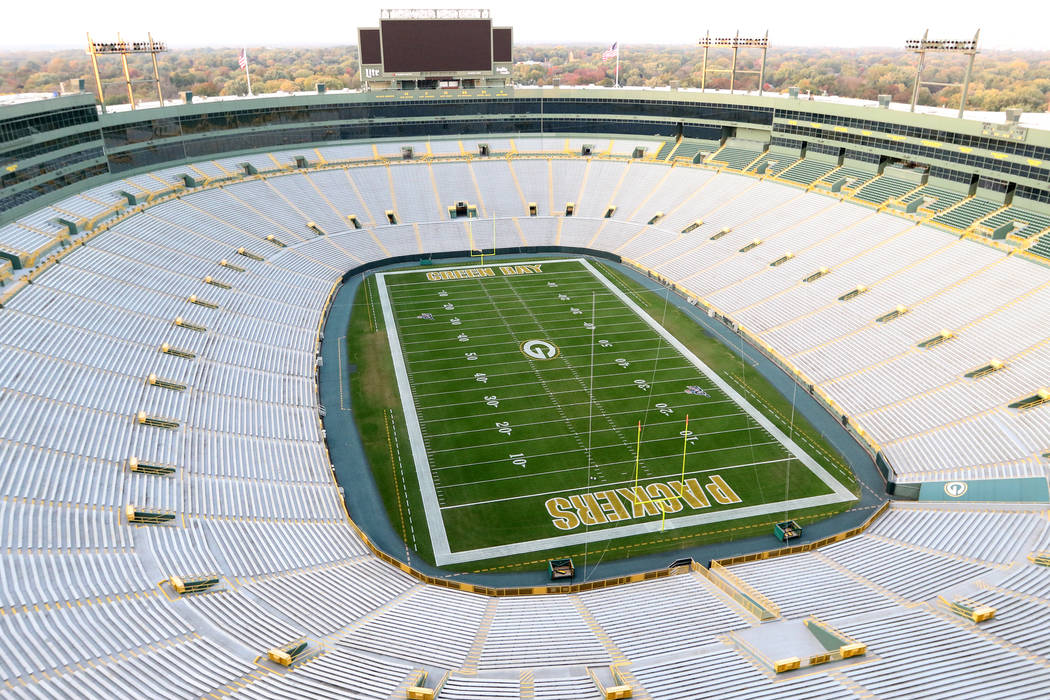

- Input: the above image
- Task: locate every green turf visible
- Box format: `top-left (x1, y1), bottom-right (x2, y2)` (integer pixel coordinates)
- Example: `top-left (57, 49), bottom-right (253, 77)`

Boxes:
top-left (371, 258), bottom-right (858, 566)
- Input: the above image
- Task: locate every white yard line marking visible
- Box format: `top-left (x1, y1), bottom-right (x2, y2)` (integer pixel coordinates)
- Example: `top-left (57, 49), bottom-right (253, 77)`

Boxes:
top-left (411, 365), bottom-right (705, 392)
top-left (400, 327), bottom-right (663, 350)
top-left (405, 353), bottom-right (695, 373)
top-left (389, 408), bottom-right (418, 556)
top-left (337, 337), bottom-right (348, 411)
top-left (442, 458), bottom-right (798, 508)
top-left (418, 392), bottom-right (733, 414)
top-left (428, 423), bottom-right (768, 455)
top-left (426, 408), bottom-right (749, 439)
top-left (432, 438), bottom-right (779, 473)
top-left (496, 273), bottom-right (653, 484)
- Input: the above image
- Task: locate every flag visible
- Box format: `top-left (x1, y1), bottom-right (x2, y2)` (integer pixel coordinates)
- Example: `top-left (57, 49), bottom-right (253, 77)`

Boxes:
top-left (602, 42), bottom-right (618, 61)
top-left (238, 48), bottom-right (248, 70)
top-left (685, 385), bottom-right (709, 397)
top-left (417, 312), bottom-right (434, 320)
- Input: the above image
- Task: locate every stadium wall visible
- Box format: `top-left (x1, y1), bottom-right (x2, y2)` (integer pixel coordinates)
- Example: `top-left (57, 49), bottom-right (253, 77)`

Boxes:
top-left (3, 88), bottom-right (1049, 226)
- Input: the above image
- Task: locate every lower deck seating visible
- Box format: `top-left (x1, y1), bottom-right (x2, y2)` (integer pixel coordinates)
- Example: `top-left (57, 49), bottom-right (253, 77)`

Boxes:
top-left (1, 144), bottom-right (1050, 698)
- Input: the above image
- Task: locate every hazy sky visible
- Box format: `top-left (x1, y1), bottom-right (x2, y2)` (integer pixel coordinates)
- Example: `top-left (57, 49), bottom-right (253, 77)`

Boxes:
top-left (1, 0), bottom-right (1045, 51)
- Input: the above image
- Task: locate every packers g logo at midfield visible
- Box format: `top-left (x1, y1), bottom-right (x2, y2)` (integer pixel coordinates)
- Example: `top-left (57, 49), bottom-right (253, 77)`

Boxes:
top-left (521, 339), bottom-right (559, 360)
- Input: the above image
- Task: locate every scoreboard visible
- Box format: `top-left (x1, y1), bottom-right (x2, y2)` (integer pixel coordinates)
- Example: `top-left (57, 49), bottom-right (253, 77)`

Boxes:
top-left (359, 10), bottom-right (512, 87)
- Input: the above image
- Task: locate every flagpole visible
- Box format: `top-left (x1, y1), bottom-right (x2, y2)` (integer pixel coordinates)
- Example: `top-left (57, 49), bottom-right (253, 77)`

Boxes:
top-left (243, 48), bottom-right (253, 96)
top-left (615, 43), bottom-right (620, 87)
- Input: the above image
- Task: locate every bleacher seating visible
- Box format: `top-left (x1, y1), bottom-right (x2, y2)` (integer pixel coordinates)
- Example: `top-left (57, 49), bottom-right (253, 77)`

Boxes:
top-left (708, 141), bottom-right (765, 171)
top-left (978, 205), bottom-right (1050, 239)
top-left (777, 158), bottom-right (838, 186)
top-left (669, 138), bottom-right (719, 163)
top-left (2, 137), bottom-right (1050, 698)
top-left (654, 139), bottom-right (676, 160)
top-left (851, 175), bottom-right (919, 206)
top-left (1030, 231), bottom-right (1050, 260)
top-left (900, 185), bottom-right (966, 214)
top-left (814, 166), bottom-right (875, 191)
top-left (745, 151), bottom-right (800, 177)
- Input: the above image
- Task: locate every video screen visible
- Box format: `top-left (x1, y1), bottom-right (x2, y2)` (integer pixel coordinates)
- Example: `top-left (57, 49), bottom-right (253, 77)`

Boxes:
top-left (359, 28), bottom-right (382, 64)
top-left (492, 27), bottom-right (512, 63)
top-left (380, 19), bottom-right (493, 73)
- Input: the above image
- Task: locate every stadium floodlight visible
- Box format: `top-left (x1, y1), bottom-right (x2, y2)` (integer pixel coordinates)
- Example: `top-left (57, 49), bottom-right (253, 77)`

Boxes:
top-left (698, 30), bottom-right (770, 95)
top-left (905, 29), bottom-right (980, 118)
top-left (86, 32), bottom-right (168, 112)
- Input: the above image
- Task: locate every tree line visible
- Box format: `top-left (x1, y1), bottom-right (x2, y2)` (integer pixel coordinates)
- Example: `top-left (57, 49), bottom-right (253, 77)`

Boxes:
top-left (1, 44), bottom-right (1046, 112)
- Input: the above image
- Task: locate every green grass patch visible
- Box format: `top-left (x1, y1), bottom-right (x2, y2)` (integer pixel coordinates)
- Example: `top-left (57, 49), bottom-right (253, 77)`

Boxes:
top-left (346, 275), bottom-right (434, 563)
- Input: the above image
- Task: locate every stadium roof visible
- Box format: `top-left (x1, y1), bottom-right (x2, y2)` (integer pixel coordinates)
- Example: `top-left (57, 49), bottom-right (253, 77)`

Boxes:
top-left (75, 85), bottom-right (1050, 130)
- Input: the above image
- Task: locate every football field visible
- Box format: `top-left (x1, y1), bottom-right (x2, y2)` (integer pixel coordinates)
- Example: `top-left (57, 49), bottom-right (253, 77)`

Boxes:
top-left (376, 258), bottom-right (855, 565)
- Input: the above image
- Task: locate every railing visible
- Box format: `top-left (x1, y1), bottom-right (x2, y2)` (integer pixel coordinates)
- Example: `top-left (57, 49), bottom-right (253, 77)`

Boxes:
top-left (692, 561), bottom-right (779, 621)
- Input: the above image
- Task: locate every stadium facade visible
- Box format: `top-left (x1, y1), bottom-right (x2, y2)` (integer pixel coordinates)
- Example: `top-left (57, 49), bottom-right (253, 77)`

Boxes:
top-left (2, 84), bottom-right (1050, 697)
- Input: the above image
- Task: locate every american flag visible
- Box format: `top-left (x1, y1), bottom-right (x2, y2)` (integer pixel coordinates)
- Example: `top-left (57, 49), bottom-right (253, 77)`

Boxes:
top-left (602, 42), bottom-right (618, 61)
top-left (238, 48), bottom-right (248, 70)
top-left (685, 385), bottom-right (710, 397)
top-left (417, 312), bottom-right (434, 320)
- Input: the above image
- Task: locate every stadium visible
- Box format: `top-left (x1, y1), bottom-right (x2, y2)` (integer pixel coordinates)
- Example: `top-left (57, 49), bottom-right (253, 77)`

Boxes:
top-left (2, 11), bottom-right (1050, 699)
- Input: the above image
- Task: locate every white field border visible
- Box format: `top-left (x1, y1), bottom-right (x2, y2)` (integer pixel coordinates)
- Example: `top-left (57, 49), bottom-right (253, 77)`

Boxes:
top-left (377, 258), bottom-right (855, 566)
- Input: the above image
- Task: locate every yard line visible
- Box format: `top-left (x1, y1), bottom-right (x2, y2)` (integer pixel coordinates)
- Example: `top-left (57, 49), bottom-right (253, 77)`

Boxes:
top-left (393, 299), bottom-right (626, 322)
top-left (432, 438), bottom-right (780, 473)
top-left (392, 297), bottom-right (626, 319)
top-left (391, 287), bottom-right (623, 311)
top-left (440, 458), bottom-right (798, 509)
top-left (428, 423), bottom-right (767, 455)
top-left (426, 407), bottom-right (752, 439)
top-left (419, 393), bottom-right (735, 418)
top-left (404, 348), bottom-right (697, 371)
top-left (445, 451), bottom-right (793, 491)
top-left (392, 306), bottom-right (648, 338)
top-left (412, 370), bottom-right (717, 397)
top-left (400, 327), bottom-right (664, 351)
top-left (409, 368), bottom-right (699, 392)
